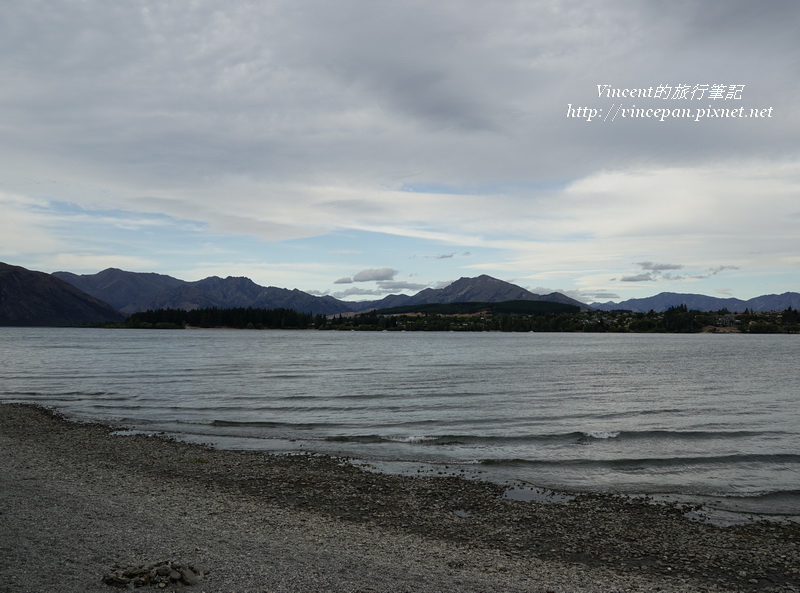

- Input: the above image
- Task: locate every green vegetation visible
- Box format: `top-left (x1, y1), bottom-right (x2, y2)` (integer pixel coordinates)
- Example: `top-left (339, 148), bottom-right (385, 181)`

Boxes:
top-left (377, 300), bottom-right (580, 316)
top-left (123, 307), bottom-right (316, 329)
top-left (111, 303), bottom-right (800, 333)
top-left (318, 304), bottom-right (800, 333)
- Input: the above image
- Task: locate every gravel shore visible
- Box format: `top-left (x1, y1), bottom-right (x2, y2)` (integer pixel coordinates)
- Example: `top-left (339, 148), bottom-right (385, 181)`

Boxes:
top-left (1, 403), bottom-right (797, 593)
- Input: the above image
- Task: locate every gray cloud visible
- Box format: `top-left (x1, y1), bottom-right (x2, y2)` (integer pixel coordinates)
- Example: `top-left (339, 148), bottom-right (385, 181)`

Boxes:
top-left (334, 277), bottom-right (353, 284)
top-left (377, 281), bottom-right (428, 292)
top-left (622, 262), bottom-right (738, 283)
top-left (691, 265), bottom-right (740, 279)
top-left (332, 280), bottom-right (428, 299)
top-left (332, 287), bottom-right (382, 299)
top-left (4, 0), bottom-right (797, 197)
top-left (427, 251), bottom-right (471, 259)
top-left (352, 268), bottom-right (397, 282)
top-left (588, 292), bottom-right (621, 301)
top-left (637, 261), bottom-right (683, 272)
top-left (621, 273), bottom-right (655, 282)
top-left (1, 0), bottom-right (798, 301)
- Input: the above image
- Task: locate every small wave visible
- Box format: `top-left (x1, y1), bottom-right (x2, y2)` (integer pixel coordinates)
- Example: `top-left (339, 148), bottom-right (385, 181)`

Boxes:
top-left (259, 374), bottom-right (308, 380)
top-left (7, 390), bottom-right (113, 397)
top-left (326, 429), bottom-right (776, 446)
top-left (480, 453), bottom-right (800, 469)
top-left (325, 435), bottom-right (386, 444)
top-left (211, 419), bottom-right (340, 431)
top-left (577, 429), bottom-right (773, 442)
top-left (753, 488), bottom-right (800, 499)
top-left (703, 489), bottom-right (800, 501)
top-left (325, 434), bottom-right (450, 445)
top-left (582, 431), bottom-right (621, 440)
top-left (202, 422), bottom-right (786, 455)
top-left (385, 435), bottom-right (440, 444)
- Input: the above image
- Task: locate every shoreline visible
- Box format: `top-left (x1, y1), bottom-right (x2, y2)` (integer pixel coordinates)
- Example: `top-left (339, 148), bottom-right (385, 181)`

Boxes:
top-left (115, 424), bottom-right (800, 527)
top-left (1, 403), bottom-right (798, 592)
top-left (338, 456), bottom-right (800, 527)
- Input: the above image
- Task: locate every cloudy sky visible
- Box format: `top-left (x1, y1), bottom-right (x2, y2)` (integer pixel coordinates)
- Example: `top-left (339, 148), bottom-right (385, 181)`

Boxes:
top-left (2, 0), bottom-right (798, 303)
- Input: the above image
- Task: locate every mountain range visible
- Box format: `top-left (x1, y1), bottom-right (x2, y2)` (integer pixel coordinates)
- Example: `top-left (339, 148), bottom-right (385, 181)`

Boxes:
top-left (52, 268), bottom-right (586, 316)
top-left (1, 261), bottom-right (798, 327)
top-left (53, 268), bottom-right (355, 316)
top-left (589, 292), bottom-right (800, 313)
top-left (0, 263), bottom-right (126, 326)
top-left (54, 267), bottom-right (799, 316)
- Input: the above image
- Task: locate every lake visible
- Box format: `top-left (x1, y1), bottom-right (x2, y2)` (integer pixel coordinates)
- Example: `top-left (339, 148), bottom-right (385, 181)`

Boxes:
top-left (2, 327), bottom-right (798, 521)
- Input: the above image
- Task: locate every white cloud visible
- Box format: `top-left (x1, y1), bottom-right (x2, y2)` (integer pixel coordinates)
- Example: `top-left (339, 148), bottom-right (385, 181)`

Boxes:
top-left (173, 261), bottom-right (342, 288)
top-left (0, 192), bottom-right (64, 257)
top-left (50, 253), bottom-right (157, 273)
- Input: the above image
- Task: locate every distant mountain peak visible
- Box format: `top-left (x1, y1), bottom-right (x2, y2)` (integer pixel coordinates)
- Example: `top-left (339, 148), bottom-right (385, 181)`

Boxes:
top-left (1, 262), bottom-right (125, 326)
top-left (590, 291), bottom-right (800, 313)
top-left (399, 274), bottom-right (587, 309)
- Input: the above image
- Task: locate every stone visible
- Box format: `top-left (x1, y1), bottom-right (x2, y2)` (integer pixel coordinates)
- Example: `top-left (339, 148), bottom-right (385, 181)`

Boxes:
top-left (191, 563), bottom-right (209, 576)
top-left (102, 560), bottom-right (207, 588)
top-left (101, 573), bottom-right (130, 588)
top-left (132, 576), bottom-right (150, 587)
top-left (180, 568), bottom-right (199, 585)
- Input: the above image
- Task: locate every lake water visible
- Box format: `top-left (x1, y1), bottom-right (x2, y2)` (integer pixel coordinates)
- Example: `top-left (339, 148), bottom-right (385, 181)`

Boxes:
top-left (2, 327), bottom-right (798, 522)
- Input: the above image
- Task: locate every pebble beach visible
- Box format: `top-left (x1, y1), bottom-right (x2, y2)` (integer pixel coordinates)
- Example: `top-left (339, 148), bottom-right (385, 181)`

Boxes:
top-left (1, 403), bottom-right (798, 593)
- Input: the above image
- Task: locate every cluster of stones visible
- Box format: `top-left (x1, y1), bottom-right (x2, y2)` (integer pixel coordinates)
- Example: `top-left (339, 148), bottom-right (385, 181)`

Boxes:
top-left (102, 561), bottom-right (209, 588)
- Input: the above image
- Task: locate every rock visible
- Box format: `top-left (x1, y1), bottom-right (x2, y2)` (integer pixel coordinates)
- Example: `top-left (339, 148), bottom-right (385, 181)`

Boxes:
top-left (132, 575), bottom-right (150, 587)
top-left (103, 560), bottom-right (207, 588)
top-left (191, 563), bottom-right (209, 576)
top-left (180, 568), bottom-right (199, 585)
top-left (101, 573), bottom-right (130, 587)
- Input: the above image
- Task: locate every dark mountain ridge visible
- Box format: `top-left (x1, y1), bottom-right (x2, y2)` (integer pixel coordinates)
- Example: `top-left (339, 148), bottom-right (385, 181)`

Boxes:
top-left (53, 269), bottom-right (355, 316)
top-left (46, 265), bottom-right (800, 318)
top-left (53, 269), bottom-right (587, 316)
top-left (0, 262), bottom-right (126, 326)
top-left (591, 291), bottom-right (800, 313)
top-left (54, 268), bottom-right (185, 313)
top-left (396, 275), bottom-right (586, 309)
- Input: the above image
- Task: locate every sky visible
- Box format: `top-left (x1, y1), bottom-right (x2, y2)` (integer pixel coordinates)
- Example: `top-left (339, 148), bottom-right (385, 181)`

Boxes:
top-left (1, 1), bottom-right (798, 304)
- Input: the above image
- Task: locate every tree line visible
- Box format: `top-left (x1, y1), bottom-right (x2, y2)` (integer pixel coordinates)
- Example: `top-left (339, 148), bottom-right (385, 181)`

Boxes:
top-left (124, 307), bottom-right (316, 329)
top-left (116, 304), bottom-right (800, 333)
top-left (318, 304), bottom-right (800, 333)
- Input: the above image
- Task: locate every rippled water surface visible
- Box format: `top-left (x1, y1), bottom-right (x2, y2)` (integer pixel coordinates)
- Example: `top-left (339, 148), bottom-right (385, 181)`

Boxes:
top-left (2, 328), bottom-right (798, 516)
